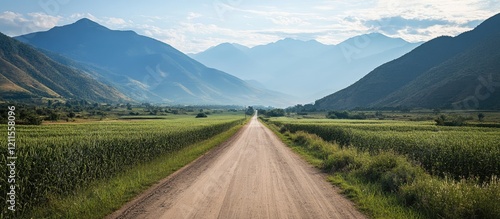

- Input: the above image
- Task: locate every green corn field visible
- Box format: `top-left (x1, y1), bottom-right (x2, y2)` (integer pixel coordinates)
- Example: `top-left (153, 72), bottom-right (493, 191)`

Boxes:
top-left (265, 117), bottom-right (500, 218)
top-left (269, 118), bottom-right (500, 181)
top-left (0, 115), bottom-right (244, 216)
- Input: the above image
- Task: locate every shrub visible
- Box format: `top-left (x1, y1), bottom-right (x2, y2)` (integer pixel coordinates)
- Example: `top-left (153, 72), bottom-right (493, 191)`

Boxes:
top-left (46, 112), bottom-right (60, 121)
top-left (279, 126), bottom-right (288, 133)
top-left (435, 114), bottom-right (467, 126)
top-left (478, 113), bottom-right (485, 122)
top-left (195, 112), bottom-right (207, 118)
top-left (324, 149), bottom-right (363, 172)
top-left (326, 111), bottom-right (349, 119)
top-left (380, 162), bottom-right (422, 192)
top-left (401, 177), bottom-right (500, 219)
top-left (293, 132), bottom-right (308, 145)
top-left (264, 109), bottom-right (285, 117)
top-left (362, 153), bottom-right (398, 182)
top-left (25, 115), bottom-right (43, 125)
top-left (349, 113), bottom-right (367, 120)
top-left (292, 132), bottom-right (337, 160)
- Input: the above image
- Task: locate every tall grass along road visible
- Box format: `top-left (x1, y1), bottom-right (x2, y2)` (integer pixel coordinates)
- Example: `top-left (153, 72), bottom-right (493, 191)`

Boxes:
top-left (109, 116), bottom-right (365, 219)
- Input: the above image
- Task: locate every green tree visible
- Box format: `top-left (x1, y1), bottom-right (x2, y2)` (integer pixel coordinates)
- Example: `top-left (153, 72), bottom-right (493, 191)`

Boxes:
top-left (47, 112), bottom-right (60, 121)
top-left (265, 109), bottom-right (285, 117)
top-left (26, 115), bottom-right (43, 125)
top-left (478, 113), bottom-right (485, 122)
top-left (245, 106), bottom-right (255, 115)
top-left (67, 112), bottom-right (76, 120)
top-left (327, 111), bottom-right (349, 119)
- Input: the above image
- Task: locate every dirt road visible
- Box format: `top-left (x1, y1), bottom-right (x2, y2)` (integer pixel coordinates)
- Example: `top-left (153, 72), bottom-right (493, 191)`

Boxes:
top-left (108, 116), bottom-right (366, 219)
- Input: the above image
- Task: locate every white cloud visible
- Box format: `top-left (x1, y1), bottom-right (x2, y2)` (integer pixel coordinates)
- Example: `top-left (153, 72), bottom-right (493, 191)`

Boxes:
top-left (332, 0), bottom-right (500, 43)
top-left (134, 21), bottom-right (281, 53)
top-left (67, 13), bottom-right (132, 29)
top-left (0, 11), bottom-right (27, 24)
top-left (69, 13), bottom-right (98, 22)
top-left (132, 0), bottom-right (500, 53)
top-left (187, 12), bottom-right (202, 20)
top-left (0, 11), bottom-right (61, 36)
top-left (105, 17), bottom-right (127, 26)
top-left (269, 16), bottom-right (308, 26)
top-left (29, 12), bottom-right (60, 28)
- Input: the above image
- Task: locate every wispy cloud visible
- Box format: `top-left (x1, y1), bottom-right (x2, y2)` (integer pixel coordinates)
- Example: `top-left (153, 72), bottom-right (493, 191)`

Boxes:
top-left (69, 13), bottom-right (131, 29)
top-left (105, 17), bottom-right (127, 26)
top-left (0, 11), bottom-right (60, 36)
top-left (269, 16), bottom-right (308, 26)
top-left (363, 16), bottom-right (453, 34)
top-left (187, 12), bottom-right (202, 20)
top-left (137, 21), bottom-right (280, 53)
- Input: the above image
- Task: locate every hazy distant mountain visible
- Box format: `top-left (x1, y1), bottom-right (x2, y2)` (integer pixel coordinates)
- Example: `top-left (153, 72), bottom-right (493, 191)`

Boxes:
top-left (16, 19), bottom-right (291, 106)
top-left (192, 33), bottom-right (420, 101)
top-left (315, 13), bottom-right (500, 110)
top-left (190, 43), bottom-right (259, 81)
top-left (0, 32), bottom-right (128, 103)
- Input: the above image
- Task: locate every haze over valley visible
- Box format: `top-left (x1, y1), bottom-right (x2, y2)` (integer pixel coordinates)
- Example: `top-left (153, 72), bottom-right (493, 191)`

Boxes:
top-left (192, 33), bottom-right (421, 101)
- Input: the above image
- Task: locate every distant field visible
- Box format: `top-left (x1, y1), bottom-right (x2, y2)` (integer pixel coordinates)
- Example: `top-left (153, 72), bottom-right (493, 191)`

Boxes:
top-left (0, 114), bottom-right (245, 217)
top-left (289, 110), bottom-right (500, 123)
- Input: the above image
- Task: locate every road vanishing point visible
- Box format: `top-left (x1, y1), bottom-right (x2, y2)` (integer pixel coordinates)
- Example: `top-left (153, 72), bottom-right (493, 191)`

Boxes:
top-left (108, 116), bottom-right (366, 219)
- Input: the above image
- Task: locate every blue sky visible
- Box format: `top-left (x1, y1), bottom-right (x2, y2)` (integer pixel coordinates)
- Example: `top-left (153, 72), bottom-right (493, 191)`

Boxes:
top-left (1, 0), bottom-right (499, 53)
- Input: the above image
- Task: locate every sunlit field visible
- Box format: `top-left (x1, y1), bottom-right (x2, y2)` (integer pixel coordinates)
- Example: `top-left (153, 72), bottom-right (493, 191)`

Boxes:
top-left (0, 114), bottom-right (244, 216)
top-left (264, 116), bottom-right (500, 218)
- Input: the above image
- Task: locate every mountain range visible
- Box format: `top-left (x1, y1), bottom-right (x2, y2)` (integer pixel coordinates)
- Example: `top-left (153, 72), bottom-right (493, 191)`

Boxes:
top-left (192, 33), bottom-right (421, 100)
top-left (315, 13), bottom-right (500, 110)
top-left (15, 18), bottom-right (291, 106)
top-left (3, 13), bottom-right (499, 110)
top-left (0, 32), bottom-right (128, 103)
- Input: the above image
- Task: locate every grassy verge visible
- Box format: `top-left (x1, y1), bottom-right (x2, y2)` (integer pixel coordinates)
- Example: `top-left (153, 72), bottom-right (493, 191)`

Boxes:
top-left (262, 118), bottom-right (500, 219)
top-left (23, 122), bottom-right (246, 219)
top-left (261, 120), bottom-right (421, 218)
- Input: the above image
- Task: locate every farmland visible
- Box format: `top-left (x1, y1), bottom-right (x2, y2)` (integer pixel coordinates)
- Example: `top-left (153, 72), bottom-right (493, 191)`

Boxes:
top-left (0, 113), bottom-right (245, 218)
top-left (263, 116), bottom-right (500, 218)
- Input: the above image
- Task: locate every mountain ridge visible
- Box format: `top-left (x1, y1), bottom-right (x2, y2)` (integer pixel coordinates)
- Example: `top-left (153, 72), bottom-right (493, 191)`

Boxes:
top-left (16, 19), bottom-right (292, 106)
top-left (0, 32), bottom-right (129, 103)
top-left (315, 13), bottom-right (500, 110)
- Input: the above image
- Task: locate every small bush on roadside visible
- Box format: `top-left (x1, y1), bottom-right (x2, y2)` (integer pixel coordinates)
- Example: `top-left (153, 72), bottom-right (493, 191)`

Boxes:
top-left (279, 125), bottom-right (288, 133)
top-left (380, 161), bottom-right (422, 192)
top-left (324, 149), bottom-right (363, 172)
top-left (292, 132), bottom-right (308, 145)
top-left (293, 132), bottom-right (337, 159)
top-left (401, 176), bottom-right (500, 219)
top-left (362, 153), bottom-right (398, 182)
